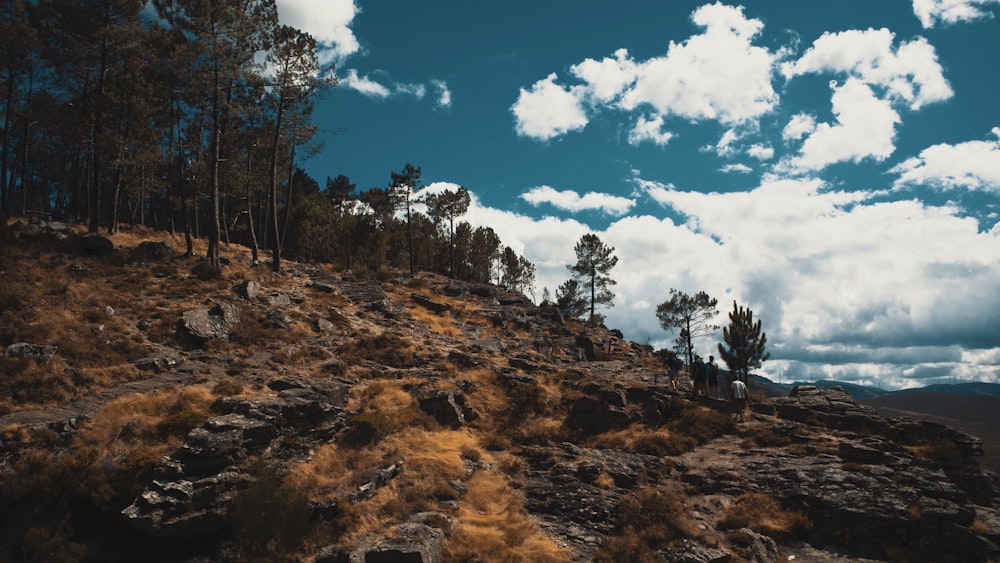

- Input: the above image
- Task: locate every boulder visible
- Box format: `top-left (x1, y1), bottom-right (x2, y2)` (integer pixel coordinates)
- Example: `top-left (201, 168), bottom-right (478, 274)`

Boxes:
top-left (181, 303), bottom-right (239, 341)
top-left (134, 241), bottom-right (174, 260)
top-left (233, 280), bottom-right (262, 300)
top-left (5, 342), bottom-right (58, 364)
top-left (415, 389), bottom-right (477, 428)
top-left (411, 292), bottom-right (451, 313)
top-left (566, 395), bottom-right (631, 433)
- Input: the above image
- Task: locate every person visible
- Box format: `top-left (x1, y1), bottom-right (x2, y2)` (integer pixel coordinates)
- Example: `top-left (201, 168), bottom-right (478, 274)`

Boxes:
top-left (730, 377), bottom-right (748, 422)
top-left (692, 355), bottom-right (707, 396)
top-left (707, 355), bottom-right (719, 399)
top-left (666, 353), bottom-right (681, 390)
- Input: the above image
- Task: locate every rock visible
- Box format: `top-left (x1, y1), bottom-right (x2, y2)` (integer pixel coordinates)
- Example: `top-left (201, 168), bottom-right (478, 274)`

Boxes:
top-left (566, 395), bottom-right (631, 433)
top-left (265, 292), bottom-right (291, 307)
top-left (134, 241), bottom-right (174, 260)
top-left (121, 470), bottom-right (246, 537)
top-left (233, 280), bottom-right (261, 300)
top-left (134, 353), bottom-right (182, 373)
top-left (575, 335), bottom-right (596, 361)
top-left (414, 388), bottom-right (477, 428)
top-left (317, 318), bottom-right (335, 332)
top-left (74, 234), bottom-right (114, 256)
top-left (5, 342), bottom-right (58, 364)
top-left (411, 292), bottom-right (450, 313)
top-left (181, 303), bottom-right (239, 341)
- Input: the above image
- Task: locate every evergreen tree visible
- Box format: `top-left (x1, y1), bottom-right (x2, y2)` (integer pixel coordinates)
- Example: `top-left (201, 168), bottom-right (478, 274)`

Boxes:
top-left (567, 233), bottom-right (618, 324)
top-left (389, 163), bottom-right (422, 276)
top-left (555, 278), bottom-right (587, 320)
top-left (717, 301), bottom-right (770, 382)
top-left (425, 185), bottom-right (470, 277)
top-left (655, 289), bottom-right (719, 369)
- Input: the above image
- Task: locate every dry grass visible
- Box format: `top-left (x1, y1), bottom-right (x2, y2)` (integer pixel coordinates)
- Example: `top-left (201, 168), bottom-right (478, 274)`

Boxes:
top-left (588, 426), bottom-right (697, 457)
top-left (442, 469), bottom-right (572, 562)
top-left (907, 438), bottom-right (964, 469)
top-left (594, 485), bottom-right (700, 562)
top-left (74, 385), bottom-right (215, 469)
top-left (717, 492), bottom-right (812, 537)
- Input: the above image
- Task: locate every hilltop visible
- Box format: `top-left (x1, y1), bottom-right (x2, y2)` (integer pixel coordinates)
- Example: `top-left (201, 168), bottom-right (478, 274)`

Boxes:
top-left (1, 218), bottom-right (999, 562)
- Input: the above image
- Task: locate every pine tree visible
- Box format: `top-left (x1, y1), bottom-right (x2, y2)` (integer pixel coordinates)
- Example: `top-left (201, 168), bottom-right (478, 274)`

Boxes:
top-left (655, 289), bottom-right (719, 369)
top-left (555, 278), bottom-right (587, 320)
top-left (717, 301), bottom-right (770, 382)
top-left (567, 233), bottom-right (618, 324)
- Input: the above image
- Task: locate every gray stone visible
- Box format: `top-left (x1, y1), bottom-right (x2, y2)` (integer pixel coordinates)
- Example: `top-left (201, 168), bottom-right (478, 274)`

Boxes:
top-left (181, 303), bottom-right (239, 341)
top-left (5, 342), bottom-right (58, 364)
top-left (233, 280), bottom-right (261, 300)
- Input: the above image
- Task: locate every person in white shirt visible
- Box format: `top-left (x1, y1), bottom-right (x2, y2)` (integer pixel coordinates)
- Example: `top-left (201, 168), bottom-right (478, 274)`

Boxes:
top-left (730, 378), bottom-right (748, 422)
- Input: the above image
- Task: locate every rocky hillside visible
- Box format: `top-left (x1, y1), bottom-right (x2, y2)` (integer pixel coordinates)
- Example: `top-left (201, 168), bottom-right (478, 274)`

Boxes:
top-left (1, 218), bottom-right (999, 562)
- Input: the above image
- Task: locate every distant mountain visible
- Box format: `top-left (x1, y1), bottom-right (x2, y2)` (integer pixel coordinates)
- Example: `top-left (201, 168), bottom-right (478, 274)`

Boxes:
top-left (890, 382), bottom-right (1000, 397)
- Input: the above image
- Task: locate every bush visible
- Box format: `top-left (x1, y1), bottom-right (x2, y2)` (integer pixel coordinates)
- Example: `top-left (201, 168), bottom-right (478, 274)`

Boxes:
top-left (190, 260), bottom-right (222, 280)
top-left (337, 333), bottom-right (419, 369)
top-left (595, 486), bottom-right (698, 560)
top-left (670, 406), bottom-right (735, 445)
top-left (232, 461), bottom-right (311, 562)
top-left (717, 492), bottom-right (812, 537)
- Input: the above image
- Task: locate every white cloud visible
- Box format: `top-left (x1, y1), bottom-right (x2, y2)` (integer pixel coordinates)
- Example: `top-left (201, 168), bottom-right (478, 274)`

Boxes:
top-left (511, 3), bottom-right (780, 141)
top-left (781, 78), bottom-right (900, 172)
top-left (628, 115), bottom-right (674, 146)
top-left (520, 185), bottom-right (636, 216)
top-left (619, 3), bottom-right (778, 124)
top-left (782, 113), bottom-right (816, 141)
top-left (276, 0), bottom-right (360, 65)
top-left (570, 48), bottom-right (638, 104)
top-left (891, 127), bottom-right (1000, 192)
top-left (747, 144), bottom-right (774, 160)
top-left (510, 74), bottom-right (589, 141)
top-left (913, 0), bottom-right (1000, 28)
top-left (781, 28), bottom-right (952, 110)
top-left (393, 82), bottom-right (426, 99)
top-left (342, 69), bottom-right (390, 98)
top-left (431, 79), bottom-right (452, 109)
top-left (721, 163), bottom-right (753, 174)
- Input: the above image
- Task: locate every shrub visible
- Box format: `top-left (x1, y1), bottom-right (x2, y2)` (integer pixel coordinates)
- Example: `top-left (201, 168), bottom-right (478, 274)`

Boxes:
top-left (232, 461), bottom-right (311, 562)
top-left (717, 492), bottom-right (812, 537)
top-left (740, 425), bottom-right (793, 448)
top-left (190, 260), bottom-right (222, 280)
top-left (595, 486), bottom-right (698, 560)
top-left (670, 405), bottom-right (735, 445)
top-left (212, 376), bottom-right (245, 396)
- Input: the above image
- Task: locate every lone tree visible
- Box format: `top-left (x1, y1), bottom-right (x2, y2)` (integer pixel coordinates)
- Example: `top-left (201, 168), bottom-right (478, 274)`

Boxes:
top-left (655, 289), bottom-right (719, 369)
top-left (717, 301), bottom-right (770, 382)
top-left (568, 233), bottom-right (618, 324)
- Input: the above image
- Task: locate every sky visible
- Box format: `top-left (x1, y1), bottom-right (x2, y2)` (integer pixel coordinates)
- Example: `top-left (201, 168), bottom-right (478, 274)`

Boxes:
top-left (274, 0), bottom-right (1000, 390)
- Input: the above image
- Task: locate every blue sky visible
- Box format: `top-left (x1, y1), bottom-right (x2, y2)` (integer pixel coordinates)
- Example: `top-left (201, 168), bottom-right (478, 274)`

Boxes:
top-left (276, 0), bottom-right (1000, 390)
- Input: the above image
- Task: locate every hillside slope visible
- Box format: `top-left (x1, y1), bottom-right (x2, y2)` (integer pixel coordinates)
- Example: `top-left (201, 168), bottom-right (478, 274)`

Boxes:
top-left (1, 218), bottom-right (999, 562)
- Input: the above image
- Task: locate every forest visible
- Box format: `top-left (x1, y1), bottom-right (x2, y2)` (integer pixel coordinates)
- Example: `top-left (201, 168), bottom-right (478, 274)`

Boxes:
top-left (0, 0), bottom-right (536, 289)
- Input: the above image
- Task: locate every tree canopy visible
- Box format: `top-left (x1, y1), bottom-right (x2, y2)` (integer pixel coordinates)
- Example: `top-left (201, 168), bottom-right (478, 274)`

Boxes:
top-left (655, 289), bottom-right (719, 368)
top-left (567, 233), bottom-right (618, 324)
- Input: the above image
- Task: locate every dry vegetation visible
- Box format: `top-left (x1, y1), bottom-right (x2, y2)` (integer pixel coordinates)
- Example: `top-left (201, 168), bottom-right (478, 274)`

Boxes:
top-left (0, 222), bottom-right (824, 562)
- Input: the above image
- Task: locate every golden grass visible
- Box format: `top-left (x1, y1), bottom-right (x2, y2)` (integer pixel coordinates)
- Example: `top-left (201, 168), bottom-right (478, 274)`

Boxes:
top-left (407, 304), bottom-right (460, 338)
top-left (588, 426), bottom-right (697, 457)
top-left (716, 492), bottom-right (812, 537)
top-left (74, 385), bottom-right (214, 469)
top-left (442, 469), bottom-right (572, 562)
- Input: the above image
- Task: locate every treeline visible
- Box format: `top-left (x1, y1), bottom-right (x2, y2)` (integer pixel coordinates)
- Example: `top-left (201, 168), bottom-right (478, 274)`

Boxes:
top-left (0, 0), bottom-right (535, 286)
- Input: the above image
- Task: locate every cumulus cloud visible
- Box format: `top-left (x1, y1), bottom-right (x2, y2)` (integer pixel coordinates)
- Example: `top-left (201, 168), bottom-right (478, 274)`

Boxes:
top-left (520, 186), bottom-right (636, 216)
top-left (780, 78), bottom-right (900, 172)
top-left (276, 0), bottom-right (360, 65)
top-left (628, 115), bottom-right (674, 146)
top-left (912, 0), bottom-right (1000, 28)
top-left (511, 3), bottom-right (780, 141)
top-left (781, 28), bottom-right (952, 110)
top-left (619, 3), bottom-right (779, 124)
top-left (431, 79), bottom-right (452, 109)
top-left (782, 113), bottom-right (816, 141)
top-left (891, 127), bottom-right (1000, 192)
top-left (510, 74), bottom-right (589, 141)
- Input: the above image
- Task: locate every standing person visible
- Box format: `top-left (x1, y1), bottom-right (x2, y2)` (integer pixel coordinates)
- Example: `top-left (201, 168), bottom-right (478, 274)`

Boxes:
top-left (731, 377), bottom-right (748, 422)
top-left (666, 352), bottom-right (681, 390)
top-left (692, 355), bottom-right (707, 396)
top-left (707, 355), bottom-right (719, 399)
